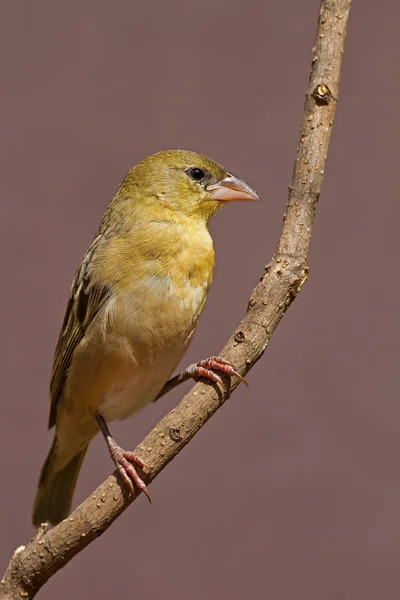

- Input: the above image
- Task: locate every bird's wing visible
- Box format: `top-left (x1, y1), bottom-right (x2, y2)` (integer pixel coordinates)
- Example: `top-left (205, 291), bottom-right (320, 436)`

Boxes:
top-left (49, 236), bottom-right (110, 428)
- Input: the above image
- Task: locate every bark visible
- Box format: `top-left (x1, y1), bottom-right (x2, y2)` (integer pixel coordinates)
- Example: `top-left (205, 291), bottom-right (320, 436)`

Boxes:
top-left (0, 1), bottom-right (352, 598)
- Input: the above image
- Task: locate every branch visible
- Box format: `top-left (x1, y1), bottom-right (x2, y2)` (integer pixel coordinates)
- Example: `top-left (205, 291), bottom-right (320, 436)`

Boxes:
top-left (0, 1), bottom-right (352, 598)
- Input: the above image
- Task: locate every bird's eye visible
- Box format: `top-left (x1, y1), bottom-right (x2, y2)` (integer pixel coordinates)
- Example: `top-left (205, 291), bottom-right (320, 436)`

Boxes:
top-left (186, 167), bottom-right (207, 182)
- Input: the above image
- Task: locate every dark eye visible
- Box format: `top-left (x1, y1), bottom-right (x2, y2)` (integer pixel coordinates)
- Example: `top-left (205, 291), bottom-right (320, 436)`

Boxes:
top-left (186, 167), bottom-right (207, 182)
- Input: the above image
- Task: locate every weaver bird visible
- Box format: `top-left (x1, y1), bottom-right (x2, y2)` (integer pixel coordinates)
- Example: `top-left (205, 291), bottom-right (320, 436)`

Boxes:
top-left (32, 149), bottom-right (259, 527)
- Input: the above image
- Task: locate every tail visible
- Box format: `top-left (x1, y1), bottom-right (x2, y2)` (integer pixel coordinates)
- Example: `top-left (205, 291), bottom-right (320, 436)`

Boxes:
top-left (32, 436), bottom-right (88, 527)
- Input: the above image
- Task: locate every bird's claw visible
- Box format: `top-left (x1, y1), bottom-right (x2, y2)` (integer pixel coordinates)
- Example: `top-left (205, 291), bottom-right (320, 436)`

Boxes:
top-left (191, 355), bottom-right (248, 388)
top-left (109, 443), bottom-right (152, 503)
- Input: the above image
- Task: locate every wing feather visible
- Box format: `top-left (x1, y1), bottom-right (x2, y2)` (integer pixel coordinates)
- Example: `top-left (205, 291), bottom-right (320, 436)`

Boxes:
top-left (48, 236), bottom-right (110, 428)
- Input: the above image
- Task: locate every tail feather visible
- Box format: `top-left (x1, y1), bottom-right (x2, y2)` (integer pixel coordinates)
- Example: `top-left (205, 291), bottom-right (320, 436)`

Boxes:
top-left (32, 436), bottom-right (88, 527)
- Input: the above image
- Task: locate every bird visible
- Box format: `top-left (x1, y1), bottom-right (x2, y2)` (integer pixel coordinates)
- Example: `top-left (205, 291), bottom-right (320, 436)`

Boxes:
top-left (32, 149), bottom-right (260, 527)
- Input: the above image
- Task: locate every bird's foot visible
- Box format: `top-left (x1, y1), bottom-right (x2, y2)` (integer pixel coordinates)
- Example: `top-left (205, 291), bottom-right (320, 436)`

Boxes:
top-left (107, 438), bottom-right (151, 503)
top-left (187, 355), bottom-right (248, 387)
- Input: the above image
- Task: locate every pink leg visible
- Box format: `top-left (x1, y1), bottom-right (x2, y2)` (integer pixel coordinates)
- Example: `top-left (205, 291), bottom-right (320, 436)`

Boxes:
top-left (156, 355), bottom-right (248, 400)
top-left (96, 414), bottom-right (151, 503)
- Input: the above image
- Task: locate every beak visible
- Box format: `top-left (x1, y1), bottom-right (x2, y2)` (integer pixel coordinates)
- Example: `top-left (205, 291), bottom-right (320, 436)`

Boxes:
top-left (207, 172), bottom-right (260, 202)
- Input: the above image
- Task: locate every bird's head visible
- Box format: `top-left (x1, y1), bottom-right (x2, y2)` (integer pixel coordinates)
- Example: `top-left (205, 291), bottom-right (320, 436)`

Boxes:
top-left (123, 149), bottom-right (260, 222)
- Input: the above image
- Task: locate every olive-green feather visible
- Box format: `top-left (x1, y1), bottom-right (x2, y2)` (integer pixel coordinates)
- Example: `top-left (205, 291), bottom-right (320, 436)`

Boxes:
top-left (32, 436), bottom-right (88, 527)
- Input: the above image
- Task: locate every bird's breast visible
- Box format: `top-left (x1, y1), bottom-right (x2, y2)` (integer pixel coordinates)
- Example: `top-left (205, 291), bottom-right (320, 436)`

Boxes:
top-left (114, 220), bottom-right (215, 349)
top-left (122, 255), bottom-right (213, 350)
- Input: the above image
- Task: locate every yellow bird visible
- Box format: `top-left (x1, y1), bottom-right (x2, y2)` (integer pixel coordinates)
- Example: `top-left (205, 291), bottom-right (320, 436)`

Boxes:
top-left (32, 150), bottom-right (259, 527)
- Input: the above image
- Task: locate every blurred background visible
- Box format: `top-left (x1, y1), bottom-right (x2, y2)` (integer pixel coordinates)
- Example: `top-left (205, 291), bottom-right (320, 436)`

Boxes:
top-left (0, 1), bottom-right (398, 598)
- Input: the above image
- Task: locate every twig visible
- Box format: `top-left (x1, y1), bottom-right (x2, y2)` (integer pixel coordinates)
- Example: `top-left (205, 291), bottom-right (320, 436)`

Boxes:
top-left (0, 1), bottom-right (352, 598)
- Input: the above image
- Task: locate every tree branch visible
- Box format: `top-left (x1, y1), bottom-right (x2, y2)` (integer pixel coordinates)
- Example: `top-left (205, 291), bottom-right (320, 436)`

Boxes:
top-left (0, 1), bottom-right (352, 598)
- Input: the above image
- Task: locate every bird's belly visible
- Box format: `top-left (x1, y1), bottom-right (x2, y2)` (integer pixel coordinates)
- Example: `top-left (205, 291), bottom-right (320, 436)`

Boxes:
top-left (98, 341), bottom-right (187, 422)
top-left (96, 279), bottom-right (209, 422)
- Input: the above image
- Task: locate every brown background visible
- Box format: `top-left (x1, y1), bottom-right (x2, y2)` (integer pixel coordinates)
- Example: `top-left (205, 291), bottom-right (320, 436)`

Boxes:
top-left (0, 1), bottom-right (398, 599)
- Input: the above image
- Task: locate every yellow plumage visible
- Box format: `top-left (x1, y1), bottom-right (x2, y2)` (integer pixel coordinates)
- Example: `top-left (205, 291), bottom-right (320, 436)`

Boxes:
top-left (32, 149), bottom-right (259, 526)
